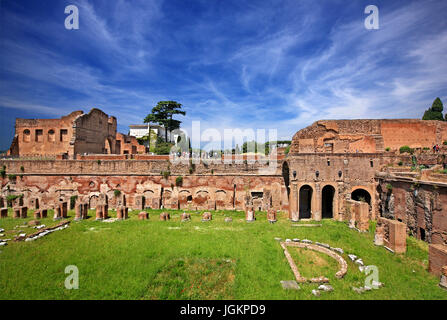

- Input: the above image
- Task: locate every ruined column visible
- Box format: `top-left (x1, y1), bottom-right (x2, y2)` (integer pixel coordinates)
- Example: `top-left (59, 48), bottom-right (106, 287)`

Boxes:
top-left (267, 209), bottom-right (277, 223)
top-left (245, 205), bottom-right (255, 222)
top-left (117, 206), bottom-right (123, 220)
top-left (202, 212), bottom-right (212, 221)
top-left (138, 211), bottom-right (149, 220)
top-left (95, 205), bottom-right (103, 220)
top-left (82, 203), bottom-right (89, 219)
top-left (54, 206), bottom-right (61, 220)
top-left (181, 212), bottom-right (191, 222)
top-left (75, 203), bottom-right (83, 220)
top-left (160, 212), bottom-right (170, 220)
top-left (102, 204), bottom-right (109, 219)
top-left (33, 210), bottom-right (41, 219)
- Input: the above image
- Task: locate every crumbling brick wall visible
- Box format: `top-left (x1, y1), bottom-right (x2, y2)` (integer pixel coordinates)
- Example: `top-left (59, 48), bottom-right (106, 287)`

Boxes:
top-left (289, 119), bottom-right (447, 154)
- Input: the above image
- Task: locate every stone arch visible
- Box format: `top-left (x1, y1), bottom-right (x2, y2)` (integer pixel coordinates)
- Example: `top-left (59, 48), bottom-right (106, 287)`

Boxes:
top-left (89, 194), bottom-right (100, 209)
top-left (178, 190), bottom-right (192, 209)
top-left (143, 190), bottom-right (155, 208)
top-left (322, 185), bottom-right (336, 219)
top-left (215, 190), bottom-right (227, 210)
top-left (351, 188), bottom-right (371, 205)
top-left (299, 185), bottom-right (313, 219)
top-left (162, 189), bottom-right (172, 208)
top-left (195, 190), bottom-right (209, 210)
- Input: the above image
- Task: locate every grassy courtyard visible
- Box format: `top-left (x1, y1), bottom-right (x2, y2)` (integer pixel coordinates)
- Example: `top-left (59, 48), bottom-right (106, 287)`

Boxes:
top-left (0, 208), bottom-right (446, 300)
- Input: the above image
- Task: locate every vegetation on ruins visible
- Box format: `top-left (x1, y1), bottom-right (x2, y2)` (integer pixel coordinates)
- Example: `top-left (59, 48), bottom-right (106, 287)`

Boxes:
top-left (175, 176), bottom-right (183, 187)
top-left (97, 160), bottom-right (101, 165)
top-left (386, 184), bottom-right (393, 191)
top-left (399, 145), bottom-right (414, 154)
top-left (5, 194), bottom-right (23, 207)
top-left (162, 170), bottom-right (170, 180)
top-left (114, 189), bottom-right (121, 197)
top-left (20, 166), bottom-right (24, 172)
top-left (422, 97), bottom-right (444, 121)
top-left (144, 101), bottom-right (186, 143)
top-left (0, 208), bottom-right (445, 299)
top-left (385, 147), bottom-right (390, 152)
top-left (7, 174), bottom-right (16, 182)
top-left (0, 166), bottom-right (5, 179)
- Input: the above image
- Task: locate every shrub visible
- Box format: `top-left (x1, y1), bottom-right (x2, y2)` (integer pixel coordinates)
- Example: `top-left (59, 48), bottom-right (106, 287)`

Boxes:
top-left (386, 184), bottom-right (393, 191)
top-left (398, 161), bottom-right (403, 166)
top-left (443, 141), bottom-right (447, 146)
top-left (162, 171), bottom-right (170, 180)
top-left (6, 194), bottom-right (22, 207)
top-left (385, 147), bottom-right (390, 152)
top-left (175, 176), bottom-right (183, 187)
top-left (97, 160), bottom-right (101, 165)
top-left (0, 168), bottom-right (5, 179)
top-left (399, 146), bottom-right (413, 154)
top-left (114, 189), bottom-right (121, 197)
top-left (211, 169), bottom-right (214, 175)
top-left (8, 174), bottom-right (17, 181)
top-left (189, 167), bottom-right (193, 174)
top-left (20, 166), bottom-right (24, 172)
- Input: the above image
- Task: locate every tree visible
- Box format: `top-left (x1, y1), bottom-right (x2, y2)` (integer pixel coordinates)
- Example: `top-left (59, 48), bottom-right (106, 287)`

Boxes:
top-left (144, 101), bottom-right (186, 143)
top-left (422, 97), bottom-right (444, 121)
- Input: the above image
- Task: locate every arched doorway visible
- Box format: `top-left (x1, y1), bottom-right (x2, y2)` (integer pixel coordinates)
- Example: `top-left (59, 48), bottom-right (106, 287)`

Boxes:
top-left (322, 185), bottom-right (335, 219)
top-left (299, 185), bottom-right (312, 219)
top-left (351, 188), bottom-right (371, 205)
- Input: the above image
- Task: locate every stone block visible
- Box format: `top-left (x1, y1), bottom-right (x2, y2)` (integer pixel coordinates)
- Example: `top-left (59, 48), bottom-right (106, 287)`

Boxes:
top-left (138, 211), bottom-right (149, 220)
top-left (429, 244), bottom-right (447, 276)
top-left (388, 219), bottom-right (406, 253)
top-left (202, 212), bottom-right (212, 221)
top-left (95, 205), bottom-right (103, 220)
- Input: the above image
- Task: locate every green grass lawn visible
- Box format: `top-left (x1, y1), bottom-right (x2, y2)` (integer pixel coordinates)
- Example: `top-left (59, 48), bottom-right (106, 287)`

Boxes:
top-left (0, 208), bottom-right (446, 300)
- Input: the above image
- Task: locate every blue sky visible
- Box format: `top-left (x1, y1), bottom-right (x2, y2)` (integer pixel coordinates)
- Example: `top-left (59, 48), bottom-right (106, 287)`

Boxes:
top-left (0, 0), bottom-right (446, 150)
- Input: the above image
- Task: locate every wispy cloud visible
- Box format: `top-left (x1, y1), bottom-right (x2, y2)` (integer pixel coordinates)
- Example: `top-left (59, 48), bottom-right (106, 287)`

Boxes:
top-left (0, 0), bottom-right (446, 149)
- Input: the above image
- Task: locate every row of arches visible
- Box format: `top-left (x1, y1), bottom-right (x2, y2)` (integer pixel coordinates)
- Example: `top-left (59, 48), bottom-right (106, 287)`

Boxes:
top-left (295, 184), bottom-right (371, 220)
